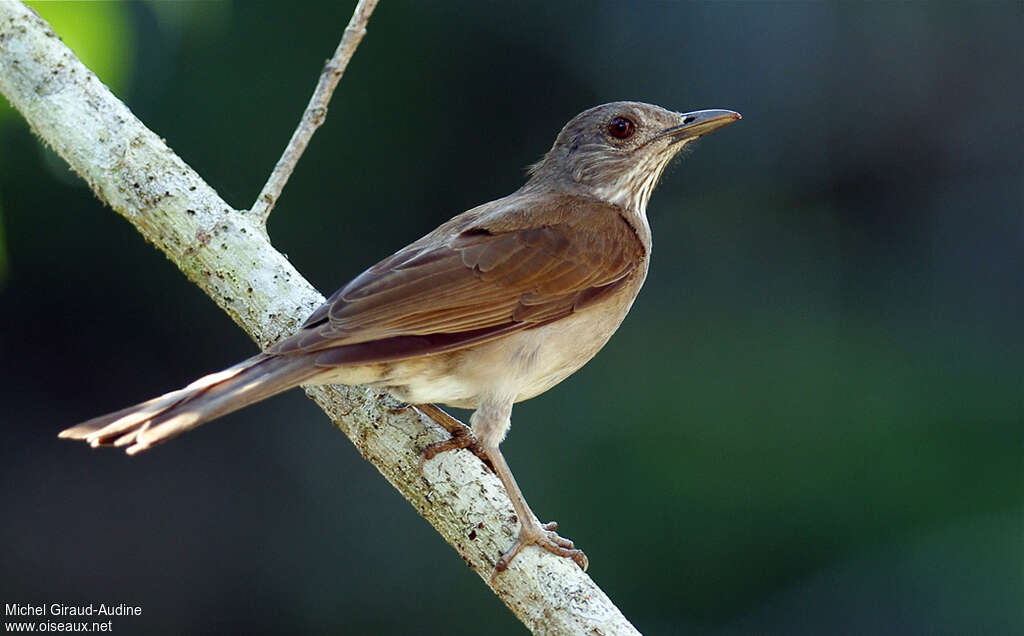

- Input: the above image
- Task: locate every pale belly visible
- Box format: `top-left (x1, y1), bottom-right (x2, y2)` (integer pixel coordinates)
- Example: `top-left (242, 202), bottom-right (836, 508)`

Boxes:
top-left (309, 266), bottom-right (648, 409)
top-left (311, 301), bottom-right (635, 408)
top-left (386, 295), bottom-right (639, 408)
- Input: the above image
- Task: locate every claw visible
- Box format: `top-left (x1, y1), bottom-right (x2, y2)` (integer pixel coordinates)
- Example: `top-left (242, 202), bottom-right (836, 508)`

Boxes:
top-left (492, 518), bottom-right (588, 581)
top-left (416, 402), bottom-right (587, 578)
top-left (416, 404), bottom-right (493, 473)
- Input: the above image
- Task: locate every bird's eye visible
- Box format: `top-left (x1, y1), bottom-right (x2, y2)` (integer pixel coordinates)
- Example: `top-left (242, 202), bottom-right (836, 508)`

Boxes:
top-left (607, 116), bottom-right (635, 140)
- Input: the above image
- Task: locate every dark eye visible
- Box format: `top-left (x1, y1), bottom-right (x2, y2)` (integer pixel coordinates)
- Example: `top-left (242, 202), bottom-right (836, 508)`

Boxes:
top-left (607, 116), bottom-right (635, 139)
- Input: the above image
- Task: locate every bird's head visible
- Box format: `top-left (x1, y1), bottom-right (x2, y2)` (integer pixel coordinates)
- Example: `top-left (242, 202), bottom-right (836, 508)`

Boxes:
top-left (528, 101), bottom-right (740, 214)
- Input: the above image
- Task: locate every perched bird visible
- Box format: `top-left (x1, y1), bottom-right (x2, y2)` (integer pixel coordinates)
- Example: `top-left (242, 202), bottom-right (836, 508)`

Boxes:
top-left (61, 102), bottom-right (740, 573)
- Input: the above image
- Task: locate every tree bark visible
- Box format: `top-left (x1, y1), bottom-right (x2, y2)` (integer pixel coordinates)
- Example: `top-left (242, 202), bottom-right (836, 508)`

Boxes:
top-left (0, 2), bottom-right (641, 633)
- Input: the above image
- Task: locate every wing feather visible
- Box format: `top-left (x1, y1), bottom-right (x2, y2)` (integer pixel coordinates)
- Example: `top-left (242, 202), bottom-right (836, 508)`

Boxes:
top-left (269, 194), bottom-right (645, 363)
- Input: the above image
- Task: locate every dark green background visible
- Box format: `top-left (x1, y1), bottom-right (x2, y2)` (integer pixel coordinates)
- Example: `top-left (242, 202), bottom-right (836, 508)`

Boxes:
top-left (1, 2), bottom-right (1021, 634)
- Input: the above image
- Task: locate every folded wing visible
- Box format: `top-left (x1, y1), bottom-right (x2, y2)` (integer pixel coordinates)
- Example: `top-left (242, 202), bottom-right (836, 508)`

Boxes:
top-left (270, 195), bottom-right (645, 365)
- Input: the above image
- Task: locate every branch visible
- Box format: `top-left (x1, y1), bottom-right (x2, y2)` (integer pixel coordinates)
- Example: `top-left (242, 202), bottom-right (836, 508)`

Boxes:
top-left (0, 3), bottom-right (640, 634)
top-left (250, 0), bottom-right (379, 223)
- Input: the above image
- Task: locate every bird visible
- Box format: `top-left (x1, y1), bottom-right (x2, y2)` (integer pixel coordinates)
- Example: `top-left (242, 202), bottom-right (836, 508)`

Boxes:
top-left (60, 101), bottom-right (740, 574)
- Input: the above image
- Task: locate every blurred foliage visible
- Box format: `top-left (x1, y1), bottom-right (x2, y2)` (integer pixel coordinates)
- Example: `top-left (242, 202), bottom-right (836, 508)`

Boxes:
top-left (0, 2), bottom-right (1020, 635)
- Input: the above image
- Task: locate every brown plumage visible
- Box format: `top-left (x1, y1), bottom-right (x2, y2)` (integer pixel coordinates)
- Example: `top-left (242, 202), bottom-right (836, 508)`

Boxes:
top-left (61, 101), bottom-right (740, 574)
top-left (274, 193), bottom-right (643, 359)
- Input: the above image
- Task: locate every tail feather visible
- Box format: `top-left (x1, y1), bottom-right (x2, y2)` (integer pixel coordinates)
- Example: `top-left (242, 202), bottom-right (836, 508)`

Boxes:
top-left (60, 353), bottom-right (318, 454)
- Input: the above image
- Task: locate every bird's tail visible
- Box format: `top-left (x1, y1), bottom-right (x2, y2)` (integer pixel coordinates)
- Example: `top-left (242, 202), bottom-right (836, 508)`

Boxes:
top-left (59, 353), bottom-right (319, 455)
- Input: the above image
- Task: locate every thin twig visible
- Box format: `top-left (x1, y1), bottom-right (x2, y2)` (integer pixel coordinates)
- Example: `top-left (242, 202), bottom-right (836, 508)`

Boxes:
top-left (250, 0), bottom-right (379, 223)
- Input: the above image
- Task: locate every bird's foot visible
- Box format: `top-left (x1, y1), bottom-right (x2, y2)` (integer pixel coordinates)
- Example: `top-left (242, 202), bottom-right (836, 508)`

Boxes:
top-left (493, 519), bottom-right (588, 579)
top-left (416, 403), bottom-right (493, 472)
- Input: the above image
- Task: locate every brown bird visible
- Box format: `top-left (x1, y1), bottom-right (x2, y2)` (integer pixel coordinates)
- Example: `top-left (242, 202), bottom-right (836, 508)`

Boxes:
top-left (61, 101), bottom-right (740, 573)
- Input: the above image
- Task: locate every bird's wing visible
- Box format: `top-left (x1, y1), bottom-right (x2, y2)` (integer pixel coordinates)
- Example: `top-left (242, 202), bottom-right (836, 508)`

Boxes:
top-left (269, 195), bottom-right (645, 365)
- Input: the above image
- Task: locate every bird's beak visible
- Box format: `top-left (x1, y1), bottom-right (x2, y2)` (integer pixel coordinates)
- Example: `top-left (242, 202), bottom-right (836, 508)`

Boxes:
top-left (659, 109), bottom-right (741, 143)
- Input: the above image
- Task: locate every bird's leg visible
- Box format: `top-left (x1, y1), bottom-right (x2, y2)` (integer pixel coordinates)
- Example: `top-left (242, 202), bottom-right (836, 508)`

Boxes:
top-left (416, 403), bottom-right (492, 471)
top-left (470, 398), bottom-right (588, 576)
top-left (484, 441), bottom-right (589, 576)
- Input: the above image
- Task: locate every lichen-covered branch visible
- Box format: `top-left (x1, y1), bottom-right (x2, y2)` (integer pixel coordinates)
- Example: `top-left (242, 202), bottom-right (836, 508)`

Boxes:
top-left (0, 2), bottom-right (640, 634)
